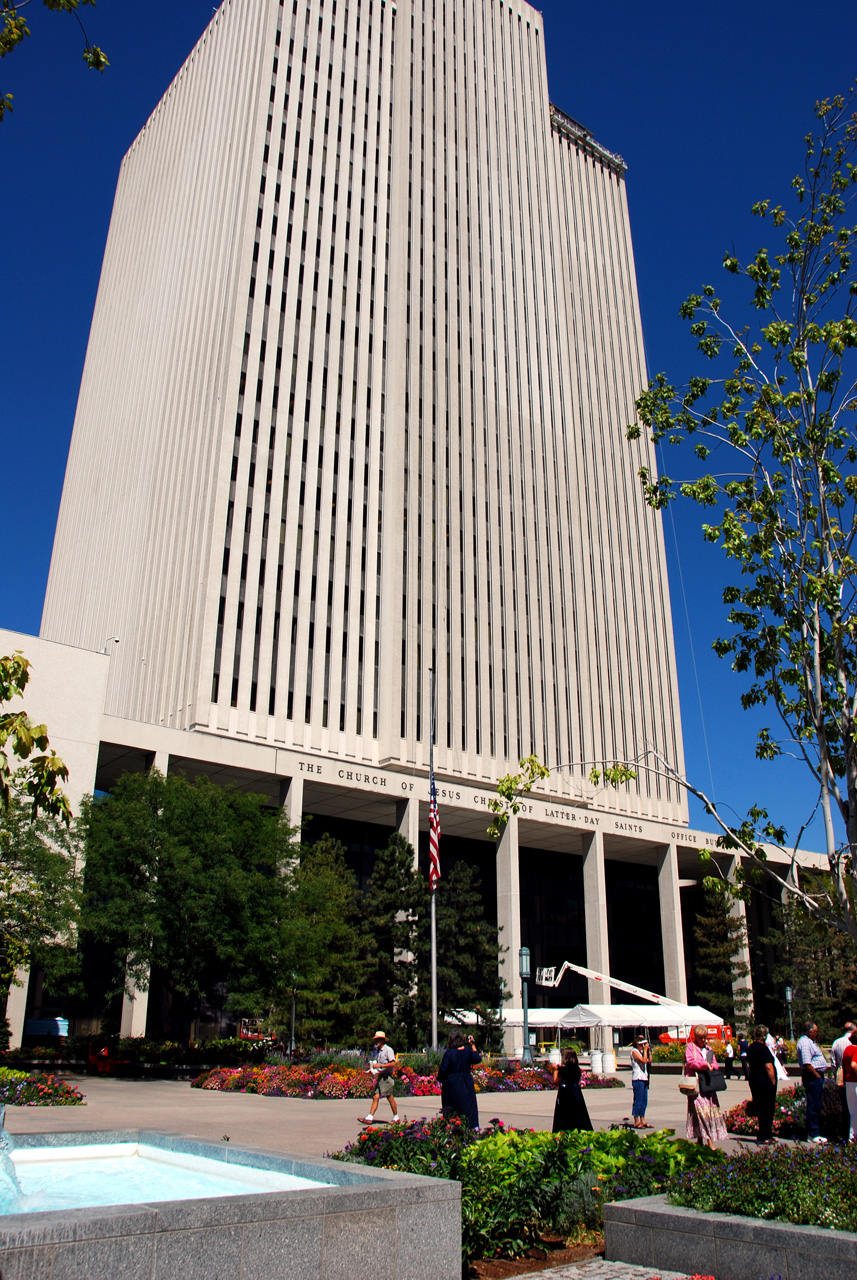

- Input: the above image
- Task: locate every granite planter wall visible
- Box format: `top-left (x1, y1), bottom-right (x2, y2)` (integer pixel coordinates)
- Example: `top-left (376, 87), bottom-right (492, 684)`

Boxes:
top-left (0, 1129), bottom-right (461, 1280)
top-left (604, 1193), bottom-right (857, 1280)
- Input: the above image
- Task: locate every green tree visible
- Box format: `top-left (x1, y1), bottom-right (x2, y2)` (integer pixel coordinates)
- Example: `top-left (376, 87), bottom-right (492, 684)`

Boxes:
top-left (0, 793), bottom-right (80, 993)
top-left (1, 0), bottom-right (108, 120)
top-left (432, 860), bottom-right (506, 1050)
top-left (362, 835), bottom-right (505, 1050)
top-left (691, 886), bottom-right (753, 1029)
top-left (0, 652), bottom-right (70, 823)
top-left (250, 833), bottom-right (380, 1047)
top-left (79, 770), bottom-right (297, 1041)
top-left (627, 87), bottom-right (857, 939)
top-left (362, 833), bottom-right (429, 1049)
top-left (761, 885), bottom-right (857, 1041)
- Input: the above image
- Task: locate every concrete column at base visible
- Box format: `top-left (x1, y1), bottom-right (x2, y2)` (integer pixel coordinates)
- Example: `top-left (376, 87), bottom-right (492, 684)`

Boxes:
top-left (727, 855), bottom-right (755, 1027)
top-left (395, 798), bottom-right (420, 868)
top-left (149, 749), bottom-right (169, 775)
top-left (657, 842), bottom-right (688, 1002)
top-left (583, 830), bottom-right (612, 1055)
top-left (5, 968), bottom-right (30, 1050)
top-left (280, 775), bottom-right (304, 836)
top-left (120, 978), bottom-right (150, 1039)
top-left (496, 814), bottom-right (522, 1055)
top-left (583, 830), bottom-right (610, 998)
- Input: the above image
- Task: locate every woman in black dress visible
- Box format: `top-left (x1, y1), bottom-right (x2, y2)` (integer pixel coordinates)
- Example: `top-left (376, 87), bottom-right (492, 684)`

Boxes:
top-left (552, 1049), bottom-right (593, 1133)
top-left (437, 1030), bottom-right (482, 1128)
top-left (746, 1024), bottom-right (778, 1144)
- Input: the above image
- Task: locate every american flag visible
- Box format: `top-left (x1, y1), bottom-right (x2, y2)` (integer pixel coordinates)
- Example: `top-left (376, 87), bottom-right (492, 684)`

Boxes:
top-left (428, 769), bottom-right (441, 892)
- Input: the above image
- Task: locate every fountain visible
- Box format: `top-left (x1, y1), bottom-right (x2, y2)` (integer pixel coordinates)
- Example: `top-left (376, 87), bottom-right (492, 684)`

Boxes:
top-left (0, 1104), bottom-right (24, 1212)
top-left (0, 1127), bottom-right (461, 1279)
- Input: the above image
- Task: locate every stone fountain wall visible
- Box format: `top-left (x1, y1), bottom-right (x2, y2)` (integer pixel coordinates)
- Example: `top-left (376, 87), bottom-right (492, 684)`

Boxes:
top-left (0, 1129), bottom-right (461, 1280)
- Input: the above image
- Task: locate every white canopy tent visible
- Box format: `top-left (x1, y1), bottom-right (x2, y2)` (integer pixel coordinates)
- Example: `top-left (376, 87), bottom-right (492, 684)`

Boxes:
top-left (451, 1008), bottom-right (576, 1030)
top-left (558, 1004), bottom-right (723, 1030)
top-left (452, 1004), bottom-right (723, 1032)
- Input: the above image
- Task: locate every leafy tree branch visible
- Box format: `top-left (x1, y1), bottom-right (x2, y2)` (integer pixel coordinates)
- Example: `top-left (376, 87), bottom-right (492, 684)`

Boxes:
top-left (0, 652), bottom-right (71, 824)
top-left (627, 86), bottom-right (857, 943)
top-left (486, 754), bottom-right (636, 839)
top-left (1, 0), bottom-right (107, 121)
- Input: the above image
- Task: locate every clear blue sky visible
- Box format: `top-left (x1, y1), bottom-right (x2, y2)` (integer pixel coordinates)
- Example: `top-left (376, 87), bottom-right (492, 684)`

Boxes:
top-left (2, 1), bottom-right (855, 844)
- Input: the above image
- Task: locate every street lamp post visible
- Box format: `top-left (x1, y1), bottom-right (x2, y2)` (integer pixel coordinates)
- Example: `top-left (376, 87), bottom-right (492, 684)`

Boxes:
top-left (785, 985), bottom-right (794, 1042)
top-left (519, 947), bottom-right (533, 1065)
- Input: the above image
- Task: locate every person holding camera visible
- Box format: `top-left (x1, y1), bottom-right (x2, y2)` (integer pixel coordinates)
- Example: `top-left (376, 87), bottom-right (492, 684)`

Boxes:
top-left (437, 1030), bottom-right (482, 1128)
top-left (630, 1036), bottom-right (652, 1128)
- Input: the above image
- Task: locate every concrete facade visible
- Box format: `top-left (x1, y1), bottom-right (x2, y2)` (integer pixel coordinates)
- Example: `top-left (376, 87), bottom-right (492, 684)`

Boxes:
top-left (3, 4), bottom-right (815, 1045)
top-left (41, 0), bottom-right (685, 824)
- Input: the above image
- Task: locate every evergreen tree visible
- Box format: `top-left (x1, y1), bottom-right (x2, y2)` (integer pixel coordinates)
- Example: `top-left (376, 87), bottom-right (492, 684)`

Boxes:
top-left (362, 833), bottom-right (429, 1048)
top-left (281, 834), bottom-right (380, 1046)
top-left (761, 888), bottom-right (857, 1042)
top-left (432, 861), bottom-right (505, 1047)
top-left (692, 886), bottom-right (753, 1028)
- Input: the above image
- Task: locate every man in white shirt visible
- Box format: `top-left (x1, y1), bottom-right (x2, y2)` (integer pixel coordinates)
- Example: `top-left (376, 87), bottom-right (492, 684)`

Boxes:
top-left (359, 1030), bottom-right (399, 1125)
top-left (831, 1020), bottom-right (855, 1140)
top-left (796, 1021), bottom-right (829, 1143)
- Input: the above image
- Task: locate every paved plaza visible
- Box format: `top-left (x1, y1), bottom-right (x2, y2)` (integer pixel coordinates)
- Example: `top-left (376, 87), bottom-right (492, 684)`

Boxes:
top-left (539, 1264), bottom-right (687, 1280)
top-left (4, 1068), bottom-right (756, 1158)
top-left (4, 1070), bottom-right (757, 1278)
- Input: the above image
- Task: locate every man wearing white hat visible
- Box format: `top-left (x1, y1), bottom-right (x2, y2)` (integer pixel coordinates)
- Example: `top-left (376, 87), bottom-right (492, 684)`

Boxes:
top-left (359, 1031), bottom-right (399, 1125)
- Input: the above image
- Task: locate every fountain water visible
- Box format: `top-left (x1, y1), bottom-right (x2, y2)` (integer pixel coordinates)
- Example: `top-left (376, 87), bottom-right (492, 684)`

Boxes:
top-left (0, 1104), bottom-right (24, 1212)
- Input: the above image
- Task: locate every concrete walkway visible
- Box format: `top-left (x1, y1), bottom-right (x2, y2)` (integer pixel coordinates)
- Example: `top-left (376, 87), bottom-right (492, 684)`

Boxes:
top-left (4, 1071), bottom-right (755, 1278)
top-left (537, 1263), bottom-right (688, 1280)
top-left (4, 1068), bottom-right (758, 1158)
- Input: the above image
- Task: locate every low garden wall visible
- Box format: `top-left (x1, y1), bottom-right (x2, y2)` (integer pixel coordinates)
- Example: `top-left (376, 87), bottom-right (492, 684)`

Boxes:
top-left (604, 1193), bottom-right (857, 1280)
top-left (1, 1130), bottom-right (461, 1280)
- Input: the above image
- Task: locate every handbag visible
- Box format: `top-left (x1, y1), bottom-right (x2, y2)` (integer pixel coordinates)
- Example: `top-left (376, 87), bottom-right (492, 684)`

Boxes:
top-left (679, 1075), bottom-right (699, 1098)
top-left (699, 1068), bottom-right (727, 1096)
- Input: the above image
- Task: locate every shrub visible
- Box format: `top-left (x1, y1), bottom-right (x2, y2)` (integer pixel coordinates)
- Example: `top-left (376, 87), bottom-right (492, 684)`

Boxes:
top-left (333, 1112), bottom-right (485, 1177)
top-left (650, 1041), bottom-right (687, 1063)
top-left (332, 1118), bottom-right (717, 1262)
top-left (670, 1142), bottom-right (857, 1231)
top-left (0, 1067), bottom-right (85, 1106)
top-left (723, 1081), bottom-right (841, 1140)
top-left (3, 1035), bottom-right (277, 1066)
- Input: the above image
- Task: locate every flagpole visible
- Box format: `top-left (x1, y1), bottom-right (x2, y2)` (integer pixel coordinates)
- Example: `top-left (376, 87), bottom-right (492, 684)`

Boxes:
top-left (430, 666), bottom-right (438, 1051)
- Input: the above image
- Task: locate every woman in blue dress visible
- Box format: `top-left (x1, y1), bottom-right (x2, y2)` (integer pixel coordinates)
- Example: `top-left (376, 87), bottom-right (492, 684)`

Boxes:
top-left (438, 1030), bottom-right (482, 1128)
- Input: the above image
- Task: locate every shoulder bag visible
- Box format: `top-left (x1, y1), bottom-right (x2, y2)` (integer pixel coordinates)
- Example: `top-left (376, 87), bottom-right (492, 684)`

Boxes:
top-left (678, 1074), bottom-right (699, 1098)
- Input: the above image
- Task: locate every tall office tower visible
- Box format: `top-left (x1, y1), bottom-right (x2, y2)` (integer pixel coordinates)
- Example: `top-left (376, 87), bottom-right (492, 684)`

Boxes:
top-left (42, 0), bottom-right (686, 824)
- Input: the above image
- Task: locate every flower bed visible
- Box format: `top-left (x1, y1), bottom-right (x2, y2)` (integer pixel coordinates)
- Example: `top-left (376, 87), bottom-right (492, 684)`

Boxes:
top-left (331, 1114), bottom-right (715, 1263)
top-left (723, 1080), bottom-right (841, 1140)
top-left (191, 1060), bottom-right (624, 1097)
top-left (0, 1067), bottom-right (85, 1106)
top-left (669, 1140), bottom-right (857, 1231)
